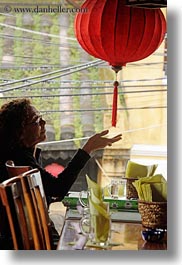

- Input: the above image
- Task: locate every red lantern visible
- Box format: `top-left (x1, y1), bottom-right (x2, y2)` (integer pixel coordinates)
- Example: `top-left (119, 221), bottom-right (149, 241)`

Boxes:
top-left (74, 0), bottom-right (166, 126)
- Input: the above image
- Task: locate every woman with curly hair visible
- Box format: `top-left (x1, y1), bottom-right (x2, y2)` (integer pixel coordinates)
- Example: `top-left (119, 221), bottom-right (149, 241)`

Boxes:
top-left (0, 98), bottom-right (122, 249)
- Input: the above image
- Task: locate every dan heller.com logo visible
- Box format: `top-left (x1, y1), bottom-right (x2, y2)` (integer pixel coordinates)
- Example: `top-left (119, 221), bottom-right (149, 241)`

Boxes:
top-left (3, 4), bottom-right (88, 14)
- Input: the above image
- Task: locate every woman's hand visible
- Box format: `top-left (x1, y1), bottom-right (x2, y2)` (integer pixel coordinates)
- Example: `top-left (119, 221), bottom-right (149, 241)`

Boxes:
top-left (82, 130), bottom-right (122, 154)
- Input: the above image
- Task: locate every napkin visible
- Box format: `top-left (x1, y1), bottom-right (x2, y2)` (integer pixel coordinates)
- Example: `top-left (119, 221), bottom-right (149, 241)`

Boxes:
top-left (89, 189), bottom-right (109, 217)
top-left (125, 161), bottom-right (158, 179)
top-left (89, 189), bottom-right (110, 243)
top-left (133, 174), bottom-right (167, 202)
top-left (86, 174), bottom-right (102, 200)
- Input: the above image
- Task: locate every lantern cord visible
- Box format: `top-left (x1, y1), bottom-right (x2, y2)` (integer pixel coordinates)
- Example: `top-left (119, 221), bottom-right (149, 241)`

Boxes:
top-left (112, 73), bottom-right (119, 127)
top-left (111, 66), bottom-right (122, 127)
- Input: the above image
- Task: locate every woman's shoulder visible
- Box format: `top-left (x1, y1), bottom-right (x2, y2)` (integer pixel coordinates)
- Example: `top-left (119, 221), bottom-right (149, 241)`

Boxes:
top-left (12, 147), bottom-right (38, 167)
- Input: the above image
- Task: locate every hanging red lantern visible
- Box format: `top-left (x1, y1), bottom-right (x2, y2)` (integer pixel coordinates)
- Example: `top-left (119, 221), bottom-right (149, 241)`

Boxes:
top-left (74, 0), bottom-right (166, 126)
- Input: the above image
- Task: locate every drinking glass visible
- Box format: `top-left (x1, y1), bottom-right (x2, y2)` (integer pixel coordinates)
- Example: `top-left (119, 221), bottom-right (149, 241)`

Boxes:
top-left (105, 179), bottom-right (126, 199)
top-left (80, 202), bottom-right (111, 246)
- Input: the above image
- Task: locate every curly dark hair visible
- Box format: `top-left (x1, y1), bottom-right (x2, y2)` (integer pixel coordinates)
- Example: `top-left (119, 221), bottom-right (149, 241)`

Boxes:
top-left (0, 98), bottom-right (32, 152)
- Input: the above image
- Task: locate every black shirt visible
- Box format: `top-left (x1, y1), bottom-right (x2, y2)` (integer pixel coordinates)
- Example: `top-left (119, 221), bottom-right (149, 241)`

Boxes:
top-left (0, 146), bottom-right (90, 199)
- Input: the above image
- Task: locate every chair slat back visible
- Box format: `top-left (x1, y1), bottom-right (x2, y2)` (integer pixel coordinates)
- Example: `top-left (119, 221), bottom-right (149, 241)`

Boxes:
top-left (26, 172), bottom-right (52, 250)
top-left (21, 169), bottom-right (52, 250)
top-left (0, 169), bottom-right (53, 250)
top-left (11, 181), bottom-right (32, 249)
top-left (0, 176), bottom-right (29, 249)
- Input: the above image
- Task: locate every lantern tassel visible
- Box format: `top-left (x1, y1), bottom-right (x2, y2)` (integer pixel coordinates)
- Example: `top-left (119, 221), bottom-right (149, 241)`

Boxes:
top-left (112, 81), bottom-right (119, 127)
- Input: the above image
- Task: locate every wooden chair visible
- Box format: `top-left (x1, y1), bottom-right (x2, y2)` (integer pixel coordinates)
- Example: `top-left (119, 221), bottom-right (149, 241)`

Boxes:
top-left (5, 160), bottom-right (61, 207)
top-left (5, 160), bottom-right (31, 178)
top-left (5, 160), bottom-right (48, 209)
top-left (0, 169), bottom-right (54, 250)
top-left (0, 176), bottom-right (32, 249)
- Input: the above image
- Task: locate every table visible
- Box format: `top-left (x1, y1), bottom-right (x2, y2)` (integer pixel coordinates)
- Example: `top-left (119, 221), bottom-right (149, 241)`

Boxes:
top-left (57, 209), bottom-right (167, 250)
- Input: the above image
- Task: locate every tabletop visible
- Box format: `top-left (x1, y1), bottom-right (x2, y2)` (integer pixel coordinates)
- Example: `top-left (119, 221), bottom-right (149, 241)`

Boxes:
top-left (56, 209), bottom-right (167, 251)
